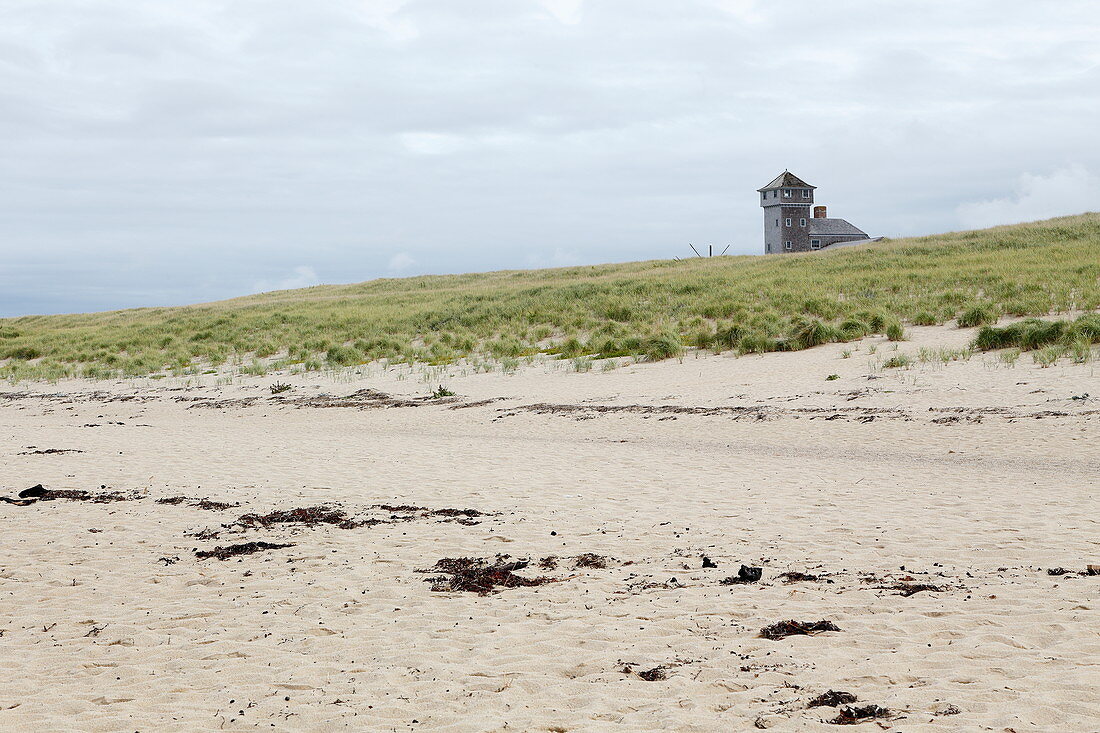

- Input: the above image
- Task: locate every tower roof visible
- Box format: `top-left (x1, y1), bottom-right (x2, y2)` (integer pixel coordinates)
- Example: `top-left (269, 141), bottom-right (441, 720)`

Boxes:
top-left (758, 171), bottom-right (815, 191)
top-left (807, 218), bottom-right (867, 237)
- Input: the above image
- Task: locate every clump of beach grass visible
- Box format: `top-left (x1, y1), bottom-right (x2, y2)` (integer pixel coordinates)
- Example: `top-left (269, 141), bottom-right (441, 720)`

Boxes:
top-left (972, 314), bottom-right (1100, 353)
top-left (882, 354), bottom-right (912, 369)
top-left (917, 347), bottom-right (972, 364)
top-left (572, 357), bottom-right (594, 373)
top-left (956, 303), bottom-right (1000, 328)
top-left (1032, 345), bottom-right (1065, 367)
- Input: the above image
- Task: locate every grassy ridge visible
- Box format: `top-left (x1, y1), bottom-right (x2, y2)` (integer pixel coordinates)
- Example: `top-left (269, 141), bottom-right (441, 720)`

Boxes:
top-left (2, 213), bottom-right (1099, 381)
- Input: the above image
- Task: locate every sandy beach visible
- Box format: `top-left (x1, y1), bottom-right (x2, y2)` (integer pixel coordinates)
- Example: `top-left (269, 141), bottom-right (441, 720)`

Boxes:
top-left (1, 324), bottom-right (1097, 731)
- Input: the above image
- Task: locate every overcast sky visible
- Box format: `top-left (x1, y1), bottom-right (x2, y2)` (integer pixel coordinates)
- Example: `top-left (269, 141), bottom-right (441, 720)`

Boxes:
top-left (2, 1), bottom-right (1099, 316)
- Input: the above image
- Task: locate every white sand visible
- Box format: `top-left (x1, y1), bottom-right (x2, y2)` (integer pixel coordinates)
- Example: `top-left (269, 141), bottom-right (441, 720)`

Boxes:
top-left (0, 325), bottom-right (1097, 731)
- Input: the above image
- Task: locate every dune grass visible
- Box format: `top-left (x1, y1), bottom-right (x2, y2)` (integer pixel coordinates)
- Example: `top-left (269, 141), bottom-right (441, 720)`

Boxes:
top-left (2, 213), bottom-right (1099, 381)
top-left (972, 313), bottom-right (1100, 352)
top-left (971, 313), bottom-right (1100, 367)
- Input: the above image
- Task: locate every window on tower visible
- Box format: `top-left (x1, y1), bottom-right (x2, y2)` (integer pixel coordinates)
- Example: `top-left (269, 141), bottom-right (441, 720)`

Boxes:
top-left (783, 189), bottom-right (791, 197)
top-left (785, 218), bottom-right (792, 226)
top-left (785, 241), bottom-right (793, 250)
top-left (800, 218), bottom-right (806, 226)
top-left (802, 190), bottom-right (810, 198)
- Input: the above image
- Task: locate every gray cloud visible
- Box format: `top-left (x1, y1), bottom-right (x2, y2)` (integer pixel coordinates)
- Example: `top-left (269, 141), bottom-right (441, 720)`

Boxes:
top-left (1, 0), bottom-right (1098, 315)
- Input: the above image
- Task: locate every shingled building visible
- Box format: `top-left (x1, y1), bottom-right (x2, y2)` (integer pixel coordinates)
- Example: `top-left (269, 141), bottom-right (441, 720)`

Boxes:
top-left (759, 171), bottom-right (877, 254)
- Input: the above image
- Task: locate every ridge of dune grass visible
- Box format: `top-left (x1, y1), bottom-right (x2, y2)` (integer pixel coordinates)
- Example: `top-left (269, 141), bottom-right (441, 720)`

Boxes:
top-left (2, 213), bottom-right (1099, 381)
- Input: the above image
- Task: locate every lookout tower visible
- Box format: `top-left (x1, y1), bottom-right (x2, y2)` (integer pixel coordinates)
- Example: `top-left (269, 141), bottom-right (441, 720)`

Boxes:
top-left (759, 171), bottom-right (875, 254)
top-left (758, 171), bottom-right (815, 255)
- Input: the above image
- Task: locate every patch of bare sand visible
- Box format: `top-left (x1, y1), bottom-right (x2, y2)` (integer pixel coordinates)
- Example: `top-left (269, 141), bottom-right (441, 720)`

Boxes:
top-left (0, 325), bottom-right (1097, 730)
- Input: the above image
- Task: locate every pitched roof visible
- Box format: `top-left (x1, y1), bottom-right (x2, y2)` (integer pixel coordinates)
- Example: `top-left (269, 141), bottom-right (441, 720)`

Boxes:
top-left (808, 218), bottom-right (868, 237)
top-left (758, 171), bottom-right (815, 191)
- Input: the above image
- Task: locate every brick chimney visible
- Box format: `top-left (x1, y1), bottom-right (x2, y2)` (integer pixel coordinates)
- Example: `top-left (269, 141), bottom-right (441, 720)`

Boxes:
top-left (813, 205), bottom-right (827, 219)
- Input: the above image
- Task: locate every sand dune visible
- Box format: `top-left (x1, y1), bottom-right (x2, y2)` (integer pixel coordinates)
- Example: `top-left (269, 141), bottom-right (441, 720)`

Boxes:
top-left (0, 325), bottom-right (1097, 731)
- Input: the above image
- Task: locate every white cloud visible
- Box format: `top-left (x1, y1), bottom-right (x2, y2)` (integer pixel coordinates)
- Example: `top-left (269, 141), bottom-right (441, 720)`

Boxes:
top-left (251, 266), bottom-right (320, 294)
top-left (708, 0), bottom-right (766, 24)
top-left (387, 252), bottom-right (416, 272)
top-left (956, 165), bottom-right (1100, 229)
top-left (539, 0), bottom-right (585, 25)
top-left (358, 0), bottom-right (418, 41)
top-left (397, 132), bottom-right (467, 155)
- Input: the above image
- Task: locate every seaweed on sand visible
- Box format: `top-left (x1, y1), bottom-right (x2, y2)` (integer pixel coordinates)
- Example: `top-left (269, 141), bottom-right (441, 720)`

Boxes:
top-left (828, 705), bottom-right (890, 725)
top-left (156, 496), bottom-right (188, 505)
top-left (808, 690), bottom-right (857, 708)
top-left (778, 571), bottom-right (820, 583)
top-left (233, 505), bottom-right (374, 530)
top-left (888, 582), bottom-right (945, 597)
top-left (759, 619), bottom-right (841, 640)
top-left (157, 496), bottom-right (239, 511)
top-left (34, 488), bottom-right (138, 503)
top-left (635, 667), bottom-right (666, 681)
top-left (195, 541), bottom-right (294, 560)
top-left (193, 499), bottom-right (240, 511)
top-left (420, 556), bottom-right (553, 595)
top-left (574, 553), bottom-right (612, 569)
top-left (721, 565), bottom-right (763, 584)
top-left (374, 504), bottom-right (487, 523)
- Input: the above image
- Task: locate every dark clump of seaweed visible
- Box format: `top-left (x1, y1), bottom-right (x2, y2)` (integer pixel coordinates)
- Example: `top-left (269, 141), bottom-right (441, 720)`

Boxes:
top-left (420, 556), bottom-right (552, 595)
top-left (778, 571), bottom-right (820, 583)
top-left (808, 690), bottom-right (858, 708)
top-left (193, 499), bottom-right (240, 511)
top-left (37, 489), bottom-right (140, 503)
top-left (158, 496), bottom-right (239, 511)
top-left (888, 582), bottom-right (945, 597)
top-left (828, 705), bottom-right (890, 725)
top-left (538, 556), bottom-right (559, 569)
top-left (195, 541), bottom-right (295, 560)
top-left (636, 667), bottom-right (666, 682)
top-left (720, 565), bottom-right (763, 584)
top-left (759, 619), bottom-right (841, 640)
top-left (18, 448), bottom-right (84, 455)
top-left (429, 507), bottom-right (485, 518)
top-left (574, 553), bottom-right (612, 569)
top-left (375, 503), bottom-right (425, 513)
top-left (374, 504), bottom-right (487, 523)
top-left (619, 664), bottom-right (667, 681)
top-left (233, 505), bottom-right (375, 530)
